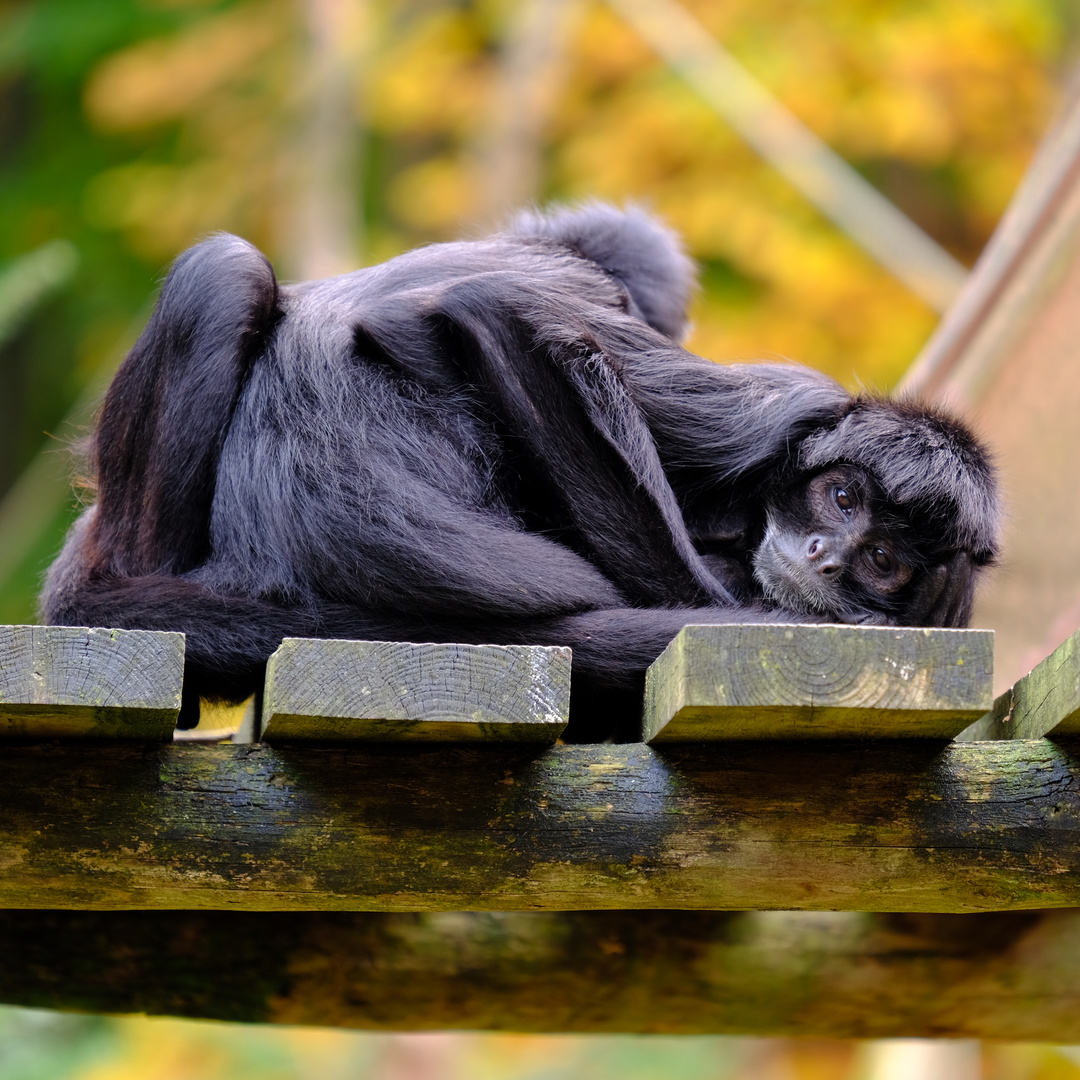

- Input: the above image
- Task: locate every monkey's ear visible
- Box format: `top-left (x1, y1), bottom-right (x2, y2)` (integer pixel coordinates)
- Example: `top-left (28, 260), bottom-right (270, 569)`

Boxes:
top-left (509, 202), bottom-right (697, 341)
top-left (92, 234), bottom-right (280, 576)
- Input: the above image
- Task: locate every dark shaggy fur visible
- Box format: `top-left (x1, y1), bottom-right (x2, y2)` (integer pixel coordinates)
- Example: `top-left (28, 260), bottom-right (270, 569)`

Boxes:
top-left (40, 204), bottom-right (1001, 740)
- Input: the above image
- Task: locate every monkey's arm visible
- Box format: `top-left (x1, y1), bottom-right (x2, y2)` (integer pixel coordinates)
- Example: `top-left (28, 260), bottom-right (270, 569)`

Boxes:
top-left (621, 352), bottom-right (851, 487)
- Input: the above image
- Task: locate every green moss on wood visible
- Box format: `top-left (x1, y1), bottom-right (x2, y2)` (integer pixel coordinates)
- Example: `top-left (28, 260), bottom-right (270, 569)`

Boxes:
top-left (3, 739), bottom-right (1080, 912)
top-left (645, 624), bottom-right (993, 741)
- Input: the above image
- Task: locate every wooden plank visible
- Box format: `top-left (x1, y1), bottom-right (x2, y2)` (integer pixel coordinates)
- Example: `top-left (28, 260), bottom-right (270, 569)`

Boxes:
top-left (3, 738), bottom-right (1080, 912)
top-left (960, 626), bottom-right (1080, 741)
top-left (955, 687), bottom-right (1015, 742)
top-left (643, 624), bottom-right (993, 741)
top-left (261, 638), bottom-right (570, 741)
top-left (0, 624), bottom-right (184, 738)
top-left (0, 908), bottom-right (1077, 1039)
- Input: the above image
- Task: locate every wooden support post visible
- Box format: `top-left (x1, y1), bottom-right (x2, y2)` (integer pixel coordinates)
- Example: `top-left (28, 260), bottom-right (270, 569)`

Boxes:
top-left (0, 625), bottom-right (184, 738)
top-left (644, 624), bottom-right (992, 741)
top-left (3, 738), bottom-right (1080, 912)
top-left (261, 639), bottom-right (571, 741)
top-left (0, 908), bottom-right (1077, 1040)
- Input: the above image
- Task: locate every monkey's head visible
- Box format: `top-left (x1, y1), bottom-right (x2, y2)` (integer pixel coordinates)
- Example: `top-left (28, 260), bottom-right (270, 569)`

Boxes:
top-left (752, 399), bottom-right (1001, 628)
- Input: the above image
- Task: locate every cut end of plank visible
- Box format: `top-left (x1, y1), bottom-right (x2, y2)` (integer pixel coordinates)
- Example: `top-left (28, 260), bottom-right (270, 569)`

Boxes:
top-left (959, 624), bottom-right (1080, 741)
top-left (261, 638), bottom-right (571, 742)
top-left (644, 623), bottom-right (994, 741)
top-left (0, 624), bottom-right (184, 739)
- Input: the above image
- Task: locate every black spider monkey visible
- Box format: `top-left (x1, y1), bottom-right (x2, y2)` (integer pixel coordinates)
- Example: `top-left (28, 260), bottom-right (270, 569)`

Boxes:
top-left (41, 204), bottom-right (1000, 740)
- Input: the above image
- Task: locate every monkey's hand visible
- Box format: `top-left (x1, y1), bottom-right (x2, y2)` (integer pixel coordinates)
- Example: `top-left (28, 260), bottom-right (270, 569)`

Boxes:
top-left (908, 552), bottom-right (977, 628)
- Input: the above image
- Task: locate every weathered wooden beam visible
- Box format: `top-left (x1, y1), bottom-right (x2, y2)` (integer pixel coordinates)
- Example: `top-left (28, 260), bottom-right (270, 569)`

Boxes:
top-left (0, 908), bottom-right (1078, 1040)
top-left (4, 738), bottom-right (1080, 912)
top-left (262, 639), bottom-right (570, 741)
top-left (644, 624), bottom-right (992, 741)
top-left (0, 625), bottom-right (183, 738)
top-left (960, 626), bottom-right (1080, 741)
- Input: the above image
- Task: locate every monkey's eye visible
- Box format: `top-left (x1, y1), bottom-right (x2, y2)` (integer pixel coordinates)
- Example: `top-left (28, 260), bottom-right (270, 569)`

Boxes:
top-left (869, 547), bottom-right (894, 573)
top-left (834, 488), bottom-right (854, 513)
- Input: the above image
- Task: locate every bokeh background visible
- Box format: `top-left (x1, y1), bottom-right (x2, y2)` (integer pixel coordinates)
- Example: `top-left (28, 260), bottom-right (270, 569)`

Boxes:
top-left (2, 0), bottom-right (1080, 1076)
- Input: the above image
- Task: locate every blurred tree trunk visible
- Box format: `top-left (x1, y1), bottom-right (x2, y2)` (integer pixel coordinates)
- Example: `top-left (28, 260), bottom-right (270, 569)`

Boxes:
top-left (471, 0), bottom-right (582, 226)
top-left (282, 0), bottom-right (367, 278)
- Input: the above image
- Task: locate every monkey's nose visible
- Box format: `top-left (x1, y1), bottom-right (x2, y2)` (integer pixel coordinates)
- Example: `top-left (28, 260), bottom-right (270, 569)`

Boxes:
top-left (806, 538), bottom-right (842, 576)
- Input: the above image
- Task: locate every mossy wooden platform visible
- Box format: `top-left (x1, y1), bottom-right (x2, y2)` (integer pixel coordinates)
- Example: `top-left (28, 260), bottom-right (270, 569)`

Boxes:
top-left (4, 620), bottom-right (1080, 1039)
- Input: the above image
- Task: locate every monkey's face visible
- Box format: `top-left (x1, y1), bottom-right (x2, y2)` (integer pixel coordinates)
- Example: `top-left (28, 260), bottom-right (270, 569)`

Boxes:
top-left (752, 465), bottom-right (920, 624)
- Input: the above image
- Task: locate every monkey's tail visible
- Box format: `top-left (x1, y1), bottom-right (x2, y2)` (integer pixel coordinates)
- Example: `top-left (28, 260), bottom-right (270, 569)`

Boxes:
top-left (42, 572), bottom-right (299, 706)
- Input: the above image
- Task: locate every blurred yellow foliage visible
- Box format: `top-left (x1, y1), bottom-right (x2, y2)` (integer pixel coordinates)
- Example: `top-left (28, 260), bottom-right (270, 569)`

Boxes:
top-left (73, 0), bottom-right (1068, 388)
top-left (84, 3), bottom-right (284, 132)
top-left (368, 10), bottom-right (493, 138)
top-left (389, 156), bottom-right (475, 231)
